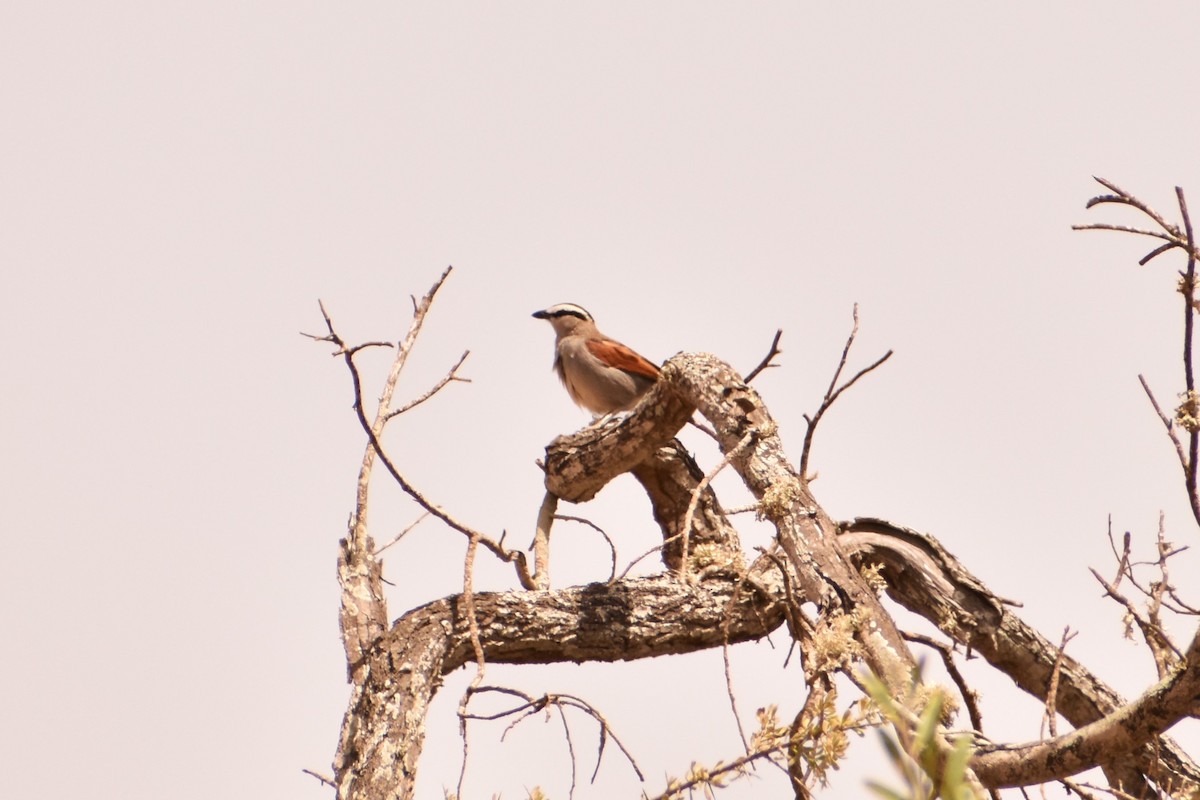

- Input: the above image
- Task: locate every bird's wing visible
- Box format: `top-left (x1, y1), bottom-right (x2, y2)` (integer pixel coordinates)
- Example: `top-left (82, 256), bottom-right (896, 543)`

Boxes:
top-left (586, 338), bottom-right (660, 380)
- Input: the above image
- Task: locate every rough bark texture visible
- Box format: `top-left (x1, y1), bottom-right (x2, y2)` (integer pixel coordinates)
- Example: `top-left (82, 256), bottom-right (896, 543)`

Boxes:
top-left (542, 380), bottom-right (695, 503)
top-left (660, 355), bottom-right (917, 693)
top-left (841, 518), bottom-right (1200, 793)
top-left (332, 352), bottom-right (1200, 800)
top-left (337, 524), bottom-right (388, 682)
top-left (334, 572), bottom-right (786, 799)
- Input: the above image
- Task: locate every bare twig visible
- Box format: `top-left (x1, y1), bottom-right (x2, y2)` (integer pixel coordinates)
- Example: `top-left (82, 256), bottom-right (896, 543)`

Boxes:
top-left (688, 415), bottom-right (721, 441)
top-left (301, 768), bottom-right (336, 788)
top-left (373, 511), bottom-right (430, 556)
top-left (465, 687), bottom-right (646, 785)
top-left (745, 329), bottom-right (784, 383)
top-left (1077, 180), bottom-right (1200, 529)
top-left (1106, 521), bottom-right (1133, 591)
top-left (1090, 565), bottom-right (1183, 677)
top-left (1105, 519), bottom-right (1197, 616)
top-left (1177, 187), bottom-right (1198, 511)
top-left (1073, 177), bottom-right (1199, 263)
top-left (902, 631), bottom-right (985, 736)
top-left (1138, 375), bottom-right (1191, 481)
top-left (1083, 177), bottom-right (1183, 240)
top-left (1059, 778), bottom-right (1105, 800)
top-left (553, 514), bottom-right (618, 582)
top-left (680, 430), bottom-right (756, 579)
top-left (611, 537), bottom-right (677, 584)
top-left (718, 555), bottom-right (790, 756)
top-left (456, 533), bottom-right (487, 800)
top-left (800, 305), bottom-right (893, 479)
top-left (1094, 515), bottom-right (1187, 679)
top-left (386, 350), bottom-right (471, 419)
top-left (722, 631), bottom-right (752, 753)
top-left (309, 271), bottom-right (536, 589)
top-left (1158, 522), bottom-right (1200, 617)
top-left (758, 548), bottom-right (812, 671)
top-left (645, 744), bottom-right (784, 800)
top-left (1071, 223), bottom-right (1181, 249)
top-left (557, 704), bottom-right (579, 800)
top-left (1064, 780), bottom-right (1140, 800)
top-left (1041, 627), bottom-right (1077, 740)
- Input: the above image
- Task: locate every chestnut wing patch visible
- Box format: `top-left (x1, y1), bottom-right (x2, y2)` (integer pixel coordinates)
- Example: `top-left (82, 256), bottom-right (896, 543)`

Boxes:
top-left (586, 339), bottom-right (660, 380)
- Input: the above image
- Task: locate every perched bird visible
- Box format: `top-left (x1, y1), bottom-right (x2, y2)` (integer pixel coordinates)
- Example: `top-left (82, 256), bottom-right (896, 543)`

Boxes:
top-left (532, 303), bottom-right (660, 416)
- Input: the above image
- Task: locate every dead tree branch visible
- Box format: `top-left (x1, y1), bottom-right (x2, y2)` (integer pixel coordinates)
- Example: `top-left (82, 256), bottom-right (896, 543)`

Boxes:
top-left (1078, 178), bottom-right (1200, 530)
top-left (745, 328), bottom-right (784, 383)
top-left (310, 269), bottom-right (535, 590)
top-left (331, 570), bottom-right (787, 799)
top-left (800, 305), bottom-right (893, 480)
top-left (840, 517), bottom-right (1200, 792)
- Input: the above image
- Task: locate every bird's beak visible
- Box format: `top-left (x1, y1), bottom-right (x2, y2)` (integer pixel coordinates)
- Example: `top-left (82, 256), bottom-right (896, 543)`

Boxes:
top-left (531, 309), bottom-right (550, 320)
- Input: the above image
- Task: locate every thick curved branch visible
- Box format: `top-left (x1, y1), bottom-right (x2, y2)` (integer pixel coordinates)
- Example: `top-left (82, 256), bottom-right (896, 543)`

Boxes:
top-left (841, 517), bottom-right (1200, 791)
top-left (659, 354), bottom-right (919, 690)
top-left (541, 382), bottom-right (695, 503)
top-left (970, 628), bottom-right (1200, 787)
top-left (544, 353), bottom-right (984, 789)
top-left (333, 571), bottom-right (787, 799)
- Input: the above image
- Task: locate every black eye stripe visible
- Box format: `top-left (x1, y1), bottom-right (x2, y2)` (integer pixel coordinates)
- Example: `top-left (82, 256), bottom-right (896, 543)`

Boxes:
top-left (535, 303), bottom-right (593, 321)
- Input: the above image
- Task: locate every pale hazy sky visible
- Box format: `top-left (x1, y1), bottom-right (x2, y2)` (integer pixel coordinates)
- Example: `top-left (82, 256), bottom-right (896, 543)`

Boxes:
top-left (4, 4), bottom-right (1200, 799)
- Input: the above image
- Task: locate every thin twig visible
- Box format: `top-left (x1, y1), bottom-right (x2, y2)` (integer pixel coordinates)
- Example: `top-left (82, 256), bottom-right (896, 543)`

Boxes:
top-left (721, 629), bottom-right (751, 754)
top-left (1138, 375), bottom-right (1191, 479)
top-left (456, 533), bottom-right (487, 800)
top-left (1177, 187), bottom-right (1198, 510)
top-left (1078, 180), bottom-right (1200, 531)
top-left (373, 511), bottom-right (431, 556)
top-left (301, 768), bottom-right (336, 788)
top-left (1075, 178), bottom-right (1200, 260)
top-left (680, 430), bottom-right (756, 579)
top-left (556, 704), bottom-right (579, 800)
top-left (1140, 241), bottom-right (1178, 266)
top-left (1088, 177), bottom-right (1181, 237)
top-left (1089, 567), bottom-right (1183, 674)
top-left (688, 415), bottom-right (721, 441)
top-left (1070, 223), bottom-right (1180, 247)
top-left (309, 274), bottom-right (536, 588)
top-left (643, 738), bottom-right (790, 800)
top-left (553, 514), bottom-right (618, 582)
top-left (1106, 521), bottom-right (1132, 591)
top-left (611, 539), bottom-right (674, 584)
top-left (467, 687), bottom-right (646, 784)
top-left (386, 350), bottom-right (471, 419)
top-left (800, 305), bottom-right (893, 479)
top-left (1060, 778), bottom-right (1106, 800)
top-left (717, 561), bottom-right (786, 756)
top-left (1105, 520), bottom-right (1197, 615)
top-left (1041, 627), bottom-right (1076, 740)
top-left (901, 632), bottom-right (985, 736)
top-left (745, 329), bottom-right (784, 383)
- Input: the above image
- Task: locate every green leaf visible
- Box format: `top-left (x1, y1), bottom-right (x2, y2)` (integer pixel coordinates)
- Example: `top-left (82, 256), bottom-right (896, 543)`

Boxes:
top-left (866, 781), bottom-right (911, 800)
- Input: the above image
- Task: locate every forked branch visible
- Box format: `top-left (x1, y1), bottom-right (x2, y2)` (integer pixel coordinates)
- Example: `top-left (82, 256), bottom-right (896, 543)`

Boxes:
top-left (800, 304), bottom-right (893, 479)
top-left (1077, 179), bottom-right (1200, 530)
top-left (306, 268), bottom-right (535, 590)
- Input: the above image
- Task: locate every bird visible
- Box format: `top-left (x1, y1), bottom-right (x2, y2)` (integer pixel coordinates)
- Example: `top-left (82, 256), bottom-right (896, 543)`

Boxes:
top-left (532, 303), bottom-right (660, 416)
